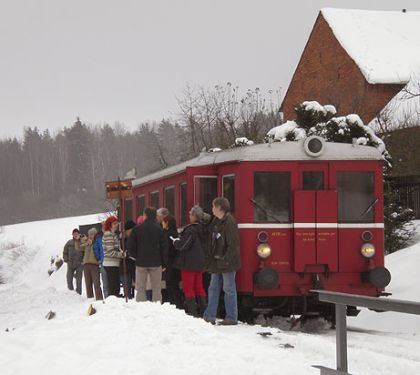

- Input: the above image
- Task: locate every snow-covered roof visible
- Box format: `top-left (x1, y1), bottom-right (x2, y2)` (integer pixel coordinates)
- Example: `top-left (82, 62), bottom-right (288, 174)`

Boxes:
top-left (321, 8), bottom-right (420, 84)
top-left (133, 140), bottom-right (382, 187)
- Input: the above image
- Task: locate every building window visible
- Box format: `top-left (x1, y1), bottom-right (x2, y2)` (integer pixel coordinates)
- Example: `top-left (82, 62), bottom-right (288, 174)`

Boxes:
top-left (194, 176), bottom-right (218, 215)
top-left (253, 172), bottom-right (290, 223)
top-left (303, 171), bottom-right (324, 190)
top-left (150, 191), bottom-right (159, 209)
top-left (136, 195), bottom-right (145, 217)
top-left (164, 186), bottom-right (175, 216)
top-left (222, 175), bottom-right (235, 213)
top-left (180, 183), bottom-right (187, 226)
top-left (337, 171), bottom-right (375, 223)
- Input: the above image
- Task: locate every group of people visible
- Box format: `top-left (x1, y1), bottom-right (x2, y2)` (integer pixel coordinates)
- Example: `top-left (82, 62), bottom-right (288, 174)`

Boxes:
top-left (62, 197), bottom-right (241, 325)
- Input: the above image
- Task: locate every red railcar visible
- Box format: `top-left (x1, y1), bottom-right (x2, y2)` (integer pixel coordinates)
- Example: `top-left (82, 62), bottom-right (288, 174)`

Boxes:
top-left (125, 136), bottom-right (391, 318)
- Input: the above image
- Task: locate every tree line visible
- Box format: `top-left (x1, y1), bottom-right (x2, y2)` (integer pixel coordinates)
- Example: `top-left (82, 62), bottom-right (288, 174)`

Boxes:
top-left (0, 85), bottom-right (282, 225)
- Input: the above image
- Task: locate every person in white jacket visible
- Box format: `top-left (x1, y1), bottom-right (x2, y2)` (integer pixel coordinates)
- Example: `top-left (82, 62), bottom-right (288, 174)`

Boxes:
top-left (102, 216), bottom-right (124, 297)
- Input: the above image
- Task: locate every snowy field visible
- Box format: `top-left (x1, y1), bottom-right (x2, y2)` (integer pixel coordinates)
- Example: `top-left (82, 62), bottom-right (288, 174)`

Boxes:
top-left (0, 214), bottom-right (419, 375)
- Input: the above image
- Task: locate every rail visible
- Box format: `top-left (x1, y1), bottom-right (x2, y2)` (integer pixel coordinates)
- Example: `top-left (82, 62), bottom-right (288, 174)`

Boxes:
top-left (310, 290), bottom-right (420, 375)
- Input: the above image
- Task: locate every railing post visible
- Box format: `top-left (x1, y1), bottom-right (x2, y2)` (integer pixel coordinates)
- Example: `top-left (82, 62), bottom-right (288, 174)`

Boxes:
top-left (336, 304), bottom-right (348, 373)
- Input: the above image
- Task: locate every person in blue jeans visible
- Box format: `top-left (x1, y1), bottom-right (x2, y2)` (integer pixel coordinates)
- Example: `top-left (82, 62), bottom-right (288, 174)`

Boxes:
top-left (93, 221), bottom-right (109, 298)
top-left (203, 197), bottom-right (241, 325)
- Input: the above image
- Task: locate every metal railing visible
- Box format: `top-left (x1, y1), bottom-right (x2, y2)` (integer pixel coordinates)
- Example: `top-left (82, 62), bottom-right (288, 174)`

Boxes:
top-left (310, 290), bottom-right (420, 375)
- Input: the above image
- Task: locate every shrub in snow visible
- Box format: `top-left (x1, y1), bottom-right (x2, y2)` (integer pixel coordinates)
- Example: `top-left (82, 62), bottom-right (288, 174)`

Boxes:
top-left (266, 100), bottom-right (414, 253)
top-left (267, 101), bottom-right (392, 167)
top-left (208, 147), bottom-right (222, 153)
top-left (295, 101), bottom-right (335, 133)
top-left (234, 137), bottom-right (255, 147)
top-left (265, 121), bottom-right (306, 142)
top-left (48, 255), bottom-right (64, 276)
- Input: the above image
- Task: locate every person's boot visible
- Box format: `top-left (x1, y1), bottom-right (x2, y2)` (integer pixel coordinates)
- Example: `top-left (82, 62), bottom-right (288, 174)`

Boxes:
top-left (184, 297), bottom-right (199, 317)
top-left (197, 295), bottom-right (207, 317)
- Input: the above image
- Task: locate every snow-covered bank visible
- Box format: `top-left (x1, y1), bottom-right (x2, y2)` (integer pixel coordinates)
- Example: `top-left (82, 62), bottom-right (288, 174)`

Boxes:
top-left (1, 215), bottom-right (420, 375)
top-left (349, 224), bottom-right (420, 334)
top-left (0, 213), bottom-right (105, 285)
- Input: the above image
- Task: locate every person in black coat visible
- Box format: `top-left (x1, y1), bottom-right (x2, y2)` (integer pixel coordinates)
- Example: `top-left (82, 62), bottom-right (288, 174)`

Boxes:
top-left (162, 215), bottom-right (182, 309)
top-left (172, 206), bottom-right (207, 317)
top-left (128, 207), bottom-right (168, 303)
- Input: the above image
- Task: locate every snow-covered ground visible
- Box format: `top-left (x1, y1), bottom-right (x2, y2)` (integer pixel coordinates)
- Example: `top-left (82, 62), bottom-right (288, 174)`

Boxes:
top-left (0, 215), bottom-right (419, 374)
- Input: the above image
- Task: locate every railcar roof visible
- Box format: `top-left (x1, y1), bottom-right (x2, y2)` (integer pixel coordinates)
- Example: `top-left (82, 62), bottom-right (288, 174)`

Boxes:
top-left (132, 141), bottom-right (382, 187)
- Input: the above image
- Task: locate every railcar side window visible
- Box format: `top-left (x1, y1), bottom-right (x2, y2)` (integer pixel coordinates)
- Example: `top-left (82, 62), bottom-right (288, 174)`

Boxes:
top-left (124, 199), bottom-right (133, 222)
top-left (150, 191), bottom-right (159, 209)
top-left (164, 186), bottom-right (175, 216)
top-left (194, 176), bottom-right (217, 215)
top-left (253, 172), bottom-right (290, 222)
top-left (222, 175), bottom-right (235, 214)
top-left (303, 171), bottom-right (324, 190)
top-left (337, 171), bottom-right (375, 223)
top-left (180, 183), bottom-right (187, 226)
top-left (136, 195), bottom-right (145, 217)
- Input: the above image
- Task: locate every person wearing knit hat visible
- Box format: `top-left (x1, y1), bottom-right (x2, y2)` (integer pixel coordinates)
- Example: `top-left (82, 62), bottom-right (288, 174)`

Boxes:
top-left (102, 216), bottom-right (124, 297)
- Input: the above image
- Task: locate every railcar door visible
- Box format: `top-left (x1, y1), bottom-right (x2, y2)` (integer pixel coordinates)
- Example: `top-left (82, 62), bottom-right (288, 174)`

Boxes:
top-left (293, 164), bottom-right (338, 272)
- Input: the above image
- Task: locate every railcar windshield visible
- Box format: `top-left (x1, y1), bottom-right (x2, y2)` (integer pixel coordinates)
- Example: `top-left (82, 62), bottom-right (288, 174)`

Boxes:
top-left (253, 172), bottom-right (290, 222)
top-left (337, 171), bottom-right (375, 223)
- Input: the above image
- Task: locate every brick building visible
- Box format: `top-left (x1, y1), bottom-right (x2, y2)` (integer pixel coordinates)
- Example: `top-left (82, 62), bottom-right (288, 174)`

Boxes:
top-left (282, 8), bottom-right (420, 124)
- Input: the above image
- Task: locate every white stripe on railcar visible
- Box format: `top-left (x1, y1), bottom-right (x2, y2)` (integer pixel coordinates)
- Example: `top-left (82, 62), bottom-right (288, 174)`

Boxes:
top-left (237, 223), bottom-right (384, 229)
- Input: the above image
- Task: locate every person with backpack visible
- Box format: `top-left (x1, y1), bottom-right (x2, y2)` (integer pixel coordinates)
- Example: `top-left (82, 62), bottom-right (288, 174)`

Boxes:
top-left (81, 227), bottom-right (103, 300)
top-left (93, 221), bottom-right (109, 298)
top-left (172, 206), bottom-right (207, 317)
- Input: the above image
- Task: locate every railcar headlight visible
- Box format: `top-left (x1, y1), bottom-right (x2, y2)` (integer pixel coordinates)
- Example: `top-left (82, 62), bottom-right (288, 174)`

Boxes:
top-left (257, 243), bottom-right (272, 259)
top-left (360, 243), bottom-right (375, 258)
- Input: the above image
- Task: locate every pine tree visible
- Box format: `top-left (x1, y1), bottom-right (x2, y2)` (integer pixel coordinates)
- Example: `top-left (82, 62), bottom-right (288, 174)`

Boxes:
top-left (65, 118), bottom-right (93, 192)
top-left (383, 180), bottom-right (416, 253)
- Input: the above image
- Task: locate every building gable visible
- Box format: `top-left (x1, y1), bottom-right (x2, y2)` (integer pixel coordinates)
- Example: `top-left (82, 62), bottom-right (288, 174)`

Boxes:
top-left (282, 10), bottom-right (412, 124)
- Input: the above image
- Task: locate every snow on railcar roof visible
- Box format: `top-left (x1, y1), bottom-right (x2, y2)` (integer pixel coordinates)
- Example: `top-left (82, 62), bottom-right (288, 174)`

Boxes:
top-left (133, 141), bottom-right (382, 187)
top-left (321, 8), bottom-right (420, 84)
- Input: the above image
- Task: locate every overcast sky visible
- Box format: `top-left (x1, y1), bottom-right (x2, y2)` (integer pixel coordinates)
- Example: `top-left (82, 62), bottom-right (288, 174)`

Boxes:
top-left (1, 0), bottom-right (419, 138)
